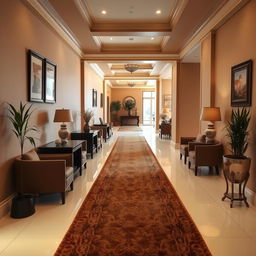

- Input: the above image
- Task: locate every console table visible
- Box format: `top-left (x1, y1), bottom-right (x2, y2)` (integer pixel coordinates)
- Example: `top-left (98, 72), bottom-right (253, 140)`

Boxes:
top-left (120, 116), bottom-right (139, 126)
top-left (91, 124), bottom-right (110, 142)
top-left (38, 140), bottom-right (84, 176)
top-left (71, 130), bottom-right (98, 159)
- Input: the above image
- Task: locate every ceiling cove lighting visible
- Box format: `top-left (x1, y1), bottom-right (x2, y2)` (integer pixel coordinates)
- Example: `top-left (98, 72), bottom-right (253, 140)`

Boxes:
top-left (124, 64), bottom-right (139, 73)
top-left (156, 9), bottom-right (161, 14)
top-left (101, 10), bottom-right (107, 14)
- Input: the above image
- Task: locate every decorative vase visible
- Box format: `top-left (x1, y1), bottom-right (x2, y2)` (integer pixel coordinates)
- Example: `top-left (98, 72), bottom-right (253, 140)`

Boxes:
top-left (222, 155), bottom-right (251, 207)
top-left (83, 122), bottom-right (90, 133)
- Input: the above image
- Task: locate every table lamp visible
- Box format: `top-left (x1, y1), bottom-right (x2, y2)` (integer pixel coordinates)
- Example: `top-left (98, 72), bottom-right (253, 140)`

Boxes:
top-left (160, 108), bottom-right (169, 123)
top-left (54, 109), bottom-right (73, 144)
top-left (200, 107), bottom-right (221, 143)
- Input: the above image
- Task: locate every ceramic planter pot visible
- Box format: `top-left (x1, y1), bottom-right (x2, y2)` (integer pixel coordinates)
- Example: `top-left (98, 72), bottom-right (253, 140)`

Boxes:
top-left (223, 155), bottom-right (251, 183)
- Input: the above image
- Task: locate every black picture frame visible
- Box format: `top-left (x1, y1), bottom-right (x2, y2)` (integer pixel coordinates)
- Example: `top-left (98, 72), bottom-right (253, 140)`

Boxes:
top-left (100, 93), bottom-right (103, 108)
top-left (28, 50), bottom-right (44, 103)
top-left (92, 89), bottom-right (97, 107)
top-left (44, 59), bottom-right (57, 104)
top-left (231, 60), bottom-right (253, 107)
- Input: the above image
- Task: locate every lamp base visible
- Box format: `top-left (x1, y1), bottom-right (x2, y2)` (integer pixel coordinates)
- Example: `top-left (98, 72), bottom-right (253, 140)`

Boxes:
top-left (205, 122), bottom-right (216, 143)
top-left (58, 124), bottom-right (69, 144)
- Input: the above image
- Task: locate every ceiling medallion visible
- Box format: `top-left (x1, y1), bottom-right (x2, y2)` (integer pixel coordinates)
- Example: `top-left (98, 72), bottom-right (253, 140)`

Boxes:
top-left (124, 64), bottom-right (139, 73)
top-left (128, 82), bottom-right (135, 88)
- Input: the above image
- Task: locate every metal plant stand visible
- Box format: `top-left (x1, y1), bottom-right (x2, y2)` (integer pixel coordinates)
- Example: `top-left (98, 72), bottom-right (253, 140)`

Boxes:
top-left (222, 169), bottom-right (250, 208)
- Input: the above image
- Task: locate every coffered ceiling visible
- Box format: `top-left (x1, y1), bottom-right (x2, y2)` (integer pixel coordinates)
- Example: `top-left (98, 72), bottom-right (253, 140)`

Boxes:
top-left (26, 0), bottom-right (248, 87)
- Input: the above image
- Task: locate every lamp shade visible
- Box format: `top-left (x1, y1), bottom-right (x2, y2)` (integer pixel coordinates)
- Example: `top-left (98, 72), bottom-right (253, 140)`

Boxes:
top-left (54, 109), bottom-right (73, 122)
top-left (200, 107), bottom-right (221, 121)
top-left (162, 108), bottom-right (169, 113)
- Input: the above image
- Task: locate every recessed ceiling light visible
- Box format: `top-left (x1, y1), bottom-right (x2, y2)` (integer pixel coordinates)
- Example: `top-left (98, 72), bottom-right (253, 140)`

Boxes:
top-left (110, 37), bottom-right (113, 40)
top-left (151, 37), bottom-right (154, 40)
top-left (101, 10), bottom-right (107, 15)
top-left (156, 9), bottom-right (161, 14)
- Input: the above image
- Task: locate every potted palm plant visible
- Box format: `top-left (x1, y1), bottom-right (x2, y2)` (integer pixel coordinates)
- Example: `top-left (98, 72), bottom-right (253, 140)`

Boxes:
top-left (222, 107), bottom-right (251, 207)
top-left (7, 102), bottom-right (37, 155)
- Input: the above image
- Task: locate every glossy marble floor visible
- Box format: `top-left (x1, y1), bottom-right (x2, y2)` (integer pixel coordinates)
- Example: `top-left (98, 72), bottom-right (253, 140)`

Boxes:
top-left (1, 126), bottom-right (256, 256)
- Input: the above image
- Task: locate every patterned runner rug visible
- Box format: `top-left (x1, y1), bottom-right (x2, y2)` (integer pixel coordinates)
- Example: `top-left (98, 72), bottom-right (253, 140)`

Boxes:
top-left (118, 126), bottom-right (142, 131)
top-left (55, 136), bottom-right (211, 256)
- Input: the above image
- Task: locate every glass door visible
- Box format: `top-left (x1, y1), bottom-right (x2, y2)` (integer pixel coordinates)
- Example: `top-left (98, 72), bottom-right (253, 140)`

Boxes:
top-left (142, 91), bottom-right (156, 126)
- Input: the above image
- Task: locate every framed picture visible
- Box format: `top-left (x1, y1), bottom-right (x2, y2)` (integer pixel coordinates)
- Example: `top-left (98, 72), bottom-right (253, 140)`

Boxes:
top-left (163, 94), bottom-right (171, 111)
top-left (100, 93), bottom-right (103, 108)
top-left (92, 89), bottom-right (97, 107)
top-left (44, 59), bottom-right (56, 104)
top-left (231, 60), bottom-right (253, 107)
top-left (28, 50), bottom-right (44, 103)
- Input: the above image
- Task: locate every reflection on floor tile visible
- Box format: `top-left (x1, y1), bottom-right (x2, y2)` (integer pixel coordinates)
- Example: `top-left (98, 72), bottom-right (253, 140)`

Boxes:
top-left (0, 126), bottom-right (256, 256)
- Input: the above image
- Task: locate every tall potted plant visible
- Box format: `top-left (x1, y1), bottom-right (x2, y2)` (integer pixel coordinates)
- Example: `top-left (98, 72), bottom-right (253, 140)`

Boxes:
top-left (7, 102), bottom-right (37, 155)
top-left (110, 101), bottom-right (121, 122)
top-left (223, 108), bottom-right (251, 207)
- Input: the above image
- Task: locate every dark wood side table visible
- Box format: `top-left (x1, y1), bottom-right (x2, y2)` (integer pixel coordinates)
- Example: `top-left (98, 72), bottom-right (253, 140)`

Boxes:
top-left (71, 130), bottom-right (98, 159)
top-left (38, 140), bottom-right (84, 176)
top-left (92, 124), bottom-right (110, 142)
top-left (120, 116), bottom-right (139, 126)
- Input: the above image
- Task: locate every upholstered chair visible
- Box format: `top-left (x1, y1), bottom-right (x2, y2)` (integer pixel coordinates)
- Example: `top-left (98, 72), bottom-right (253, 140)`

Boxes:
top-left (188, 143), bottom-right (223, 176)
top-left (15, 150), bottom-right (74, 204)
top-left (180, 137), bottom-right (196, 164)
top-left (159, 123), bottom-right (171, 139)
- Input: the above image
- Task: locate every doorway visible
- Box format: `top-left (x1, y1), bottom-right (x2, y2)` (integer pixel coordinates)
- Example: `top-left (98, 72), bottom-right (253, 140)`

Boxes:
top-left (142, 91), bottom-right (156, 126)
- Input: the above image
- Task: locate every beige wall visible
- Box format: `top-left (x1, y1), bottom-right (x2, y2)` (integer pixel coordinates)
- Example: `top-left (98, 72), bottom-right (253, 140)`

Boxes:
top-left (161, 79), bottom-right (172, 110)
top-left (214, 0), bottom-right (256, 191)
top-left (84, 63), bottom-right (103, 124)
top-left (176, 63), bottom-right (200, 141)
top-left (0, 1), bottom-right (81, 203)
top-left (111, 88), bottom-right (155, 124)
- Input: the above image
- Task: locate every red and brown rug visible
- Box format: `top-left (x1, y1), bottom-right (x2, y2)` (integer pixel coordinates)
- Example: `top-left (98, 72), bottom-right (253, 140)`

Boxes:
top-left (55, 136), bottom-right (211, 256)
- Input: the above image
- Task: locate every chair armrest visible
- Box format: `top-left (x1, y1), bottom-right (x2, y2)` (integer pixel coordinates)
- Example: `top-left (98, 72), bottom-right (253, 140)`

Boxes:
top-left (180, 137), bottom-right (196, 145)
top-left (15, 160), bottom-right (67, 193)
top-left (188, 141), bottom-right (205, 151)
top-left (38, 154), bottom-right (72, 166)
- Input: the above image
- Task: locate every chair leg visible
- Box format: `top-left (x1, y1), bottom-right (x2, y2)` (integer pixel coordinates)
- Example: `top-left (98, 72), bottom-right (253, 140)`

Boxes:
top-left (184, 156), bottom-right (187, 164)
top-left (188, 161), bottom-right (191, 169)
top-left (215, 165), bottom-right (219, 175)
top-left (61, 192), bottom-right (65, 205)
top-left (195, 166), bottom-right (198, 176)
top-left (180, 153), bottom-right (182, 160)
top-left (70, 181), bottom-right (74, 191)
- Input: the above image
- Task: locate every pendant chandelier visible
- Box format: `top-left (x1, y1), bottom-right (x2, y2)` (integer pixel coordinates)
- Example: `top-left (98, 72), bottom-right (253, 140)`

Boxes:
top-left (124, 64), bottom-right (139, 73)
top-left (128, 82), bottom-right (135, 87)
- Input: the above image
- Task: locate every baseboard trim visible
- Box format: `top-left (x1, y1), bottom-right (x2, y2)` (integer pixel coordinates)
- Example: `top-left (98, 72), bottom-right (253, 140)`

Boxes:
top-left (0, 194), bottom-right (15, 218)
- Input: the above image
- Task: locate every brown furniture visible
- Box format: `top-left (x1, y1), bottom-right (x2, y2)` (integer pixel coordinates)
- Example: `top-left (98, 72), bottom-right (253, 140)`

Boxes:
top-left (38, 140), bottom-right (84, 176)
top-left (188, 142), bottom-right (223, 176)
top-left (180, 137), bottom-right (196, 164)
top-left (159, 122), bottom-right (171, 139)
top-left (71, 130), bottom-right (98, 159)
top-left (120, 116), bottom-right (139, 126)
top-left (92, 123), bottom-right (112, 141)
top-left (15, 152), bottom-right (74, 204)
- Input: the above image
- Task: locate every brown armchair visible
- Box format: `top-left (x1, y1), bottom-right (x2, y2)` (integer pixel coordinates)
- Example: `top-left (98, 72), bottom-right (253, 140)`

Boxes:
top-left (180, 137), bottom-right (196, 164)
top-left (188, 143), bottom-right (223, 176)
top-left (14, 151), bottom-right (74, 204)
top-left (159, 123), bottom-right (171, 139)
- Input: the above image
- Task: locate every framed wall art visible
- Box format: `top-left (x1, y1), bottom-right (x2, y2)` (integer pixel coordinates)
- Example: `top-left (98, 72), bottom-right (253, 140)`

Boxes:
top-left (44, 59), bottom-right (56, 104)
top-left (100, 93), bottom-right (103, 108)
top-left (92, 89), bottom-right (97, 107)
top-left (28, 50), bottom-right (44, 103)
top-left (231, 60), bottom-right (252, 107)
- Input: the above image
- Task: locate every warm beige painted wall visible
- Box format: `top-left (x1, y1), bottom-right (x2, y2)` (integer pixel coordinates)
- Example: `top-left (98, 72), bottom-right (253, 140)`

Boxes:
top-left (84, 63), bottom-right (103, 124)
top-left (0, 1), bottom-right (81, 203)
top-left (161, 79), bottom-right (172, 110)
top-left (111, 88), bottom-right (155, 124)
top-left (177, 63), bottom-right (200, 140)
top-left (214, 0), bottom-right (256, 192)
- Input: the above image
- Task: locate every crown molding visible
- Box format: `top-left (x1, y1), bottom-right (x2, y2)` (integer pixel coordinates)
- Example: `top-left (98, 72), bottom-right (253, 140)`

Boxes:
top-left (83, 53), bottom-right (179, 62)
top-left (23, 0), bottom-right (84, 57)
top-left (88, 63), bottom-right (104, 78)
top-left (74, 0), bottom-right (93, 27)
top-left (180, 0), bottom-right (250, 59)
top-left (161, 36), bottom-right (171, 50)
top-left (170, 0), bottom-right (189, 29)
